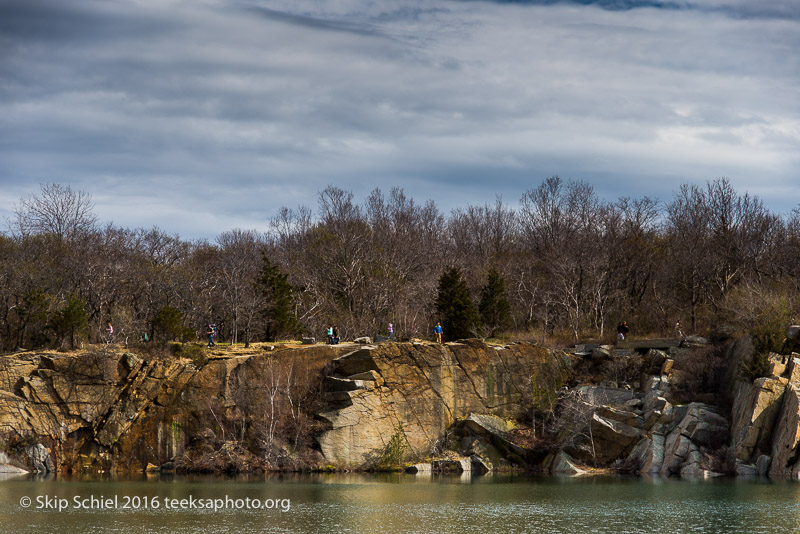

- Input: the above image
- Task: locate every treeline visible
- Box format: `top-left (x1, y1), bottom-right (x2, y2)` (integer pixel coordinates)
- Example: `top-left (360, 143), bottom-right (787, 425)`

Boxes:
top-left (1, 177), bottom-right (799, 351)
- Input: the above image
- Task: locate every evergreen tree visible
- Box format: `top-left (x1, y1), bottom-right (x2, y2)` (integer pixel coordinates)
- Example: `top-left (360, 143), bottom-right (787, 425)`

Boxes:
top-left (258, 254), bottom-right (302, 341)
top-left (49, 294), bottom-right (87, 349)
top-left (479, 268), bottom-right (511, 338)
top-left (19, 288), bottom-right (51, 348)
top-left (152, 306), bottom-right (191, 343)
top-left (435, 267), bottom-right (478, 341)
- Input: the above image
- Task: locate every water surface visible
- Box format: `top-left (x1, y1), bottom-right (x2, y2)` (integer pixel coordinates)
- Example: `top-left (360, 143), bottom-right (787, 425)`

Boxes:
top-left (1, 473), bottom-right (798, 533)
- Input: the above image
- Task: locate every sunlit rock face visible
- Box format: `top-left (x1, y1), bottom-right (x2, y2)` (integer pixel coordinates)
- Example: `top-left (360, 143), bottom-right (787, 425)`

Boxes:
top-left (315, 340), bottom-right (550, 468)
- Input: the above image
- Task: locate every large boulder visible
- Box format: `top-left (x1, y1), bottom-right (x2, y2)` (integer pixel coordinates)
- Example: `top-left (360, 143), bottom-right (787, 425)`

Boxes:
top-left (329, 347), bottom-right (380, 376)
top-left (591, 346), bottom-right (613, 363)
top-left (767, 354), bottom-right (787, 378)
top-left (24, 443), bottom-right (54, 473)
top-left (405, 463), bottom-right (432, 475)
top-left (0, 451), bottom-right (28, 475)
top-left (597, 406), bottom-right (644, 427)
top-left (660, 433), bottom-right (695, 476)
top-left (550, 451), bottom-right (590, 475)
top-left (460, 435), bottom-right (507, 472)
top-left (460, 413), bottom-right (535, 466)
top-left (641, 392), bottom-right (673, 431)
top-left (626, 434), bottom-right (665, 475)
top-left (679, 449), bottom-right (720, 478)
top-left (768, 384), bottom-right (800, 478)
top-left (645, 350), bottom-right (669, 375)
top-left (575, 386), bottom-right (637, 408)
top-left (587, 413), bottom-right (642, 463)
top-left (735, 460), bottom-right (757, 476)
top-left (462, 413), bottom-right (514, 436)
top-left (787, 356), bottom-right (800, 385)
top-left (432, 457), bottom-right (472, 474)
top-left (729, 377), bottom-right (788, 464)
top-left (656, 402), bottom-right (728, 477)
top-left (674, 403), bottom-right (729, 447)
top-left (641, 376), bottom-right (670, 393)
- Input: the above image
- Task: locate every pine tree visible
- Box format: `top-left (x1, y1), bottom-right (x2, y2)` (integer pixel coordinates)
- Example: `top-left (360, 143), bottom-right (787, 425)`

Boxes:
top-left (20, 288), bottom-right (50, 348)
top-left (479, 268), bottom-right (511, 338)
top-left (49, 294), bottom-right (87, 349)
top-left (258, 254), bottom-right (302, 341)
top-left (151, 306), bottom-right (191, 343)
top-left (435, 267), bottom-right (478, 342)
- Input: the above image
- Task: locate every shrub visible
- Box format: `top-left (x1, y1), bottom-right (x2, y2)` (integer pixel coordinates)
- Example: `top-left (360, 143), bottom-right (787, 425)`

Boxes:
top-left (171, 343), bottom-right (208, 367)
top-left (373, 424), bottom-right (407, 471)
top-left (751, 323), bottom-right (785, 356)
top-left (739, 321), bottom-right (788, 383)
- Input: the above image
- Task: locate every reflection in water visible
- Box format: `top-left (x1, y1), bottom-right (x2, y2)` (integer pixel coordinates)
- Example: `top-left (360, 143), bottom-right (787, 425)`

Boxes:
top-left (1, 473), bottom-right (799, 533)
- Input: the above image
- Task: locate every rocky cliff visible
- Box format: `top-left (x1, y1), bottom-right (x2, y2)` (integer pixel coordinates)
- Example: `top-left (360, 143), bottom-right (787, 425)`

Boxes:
top-left (728, 349), bottom-right (800, 477)
top-left (2, 332), bottom-right (800, 479)
top-left (0, 340), bottom-right (553, 475)
top-left (0, 344), bottom-right (346, 474)
top-left (315, 339), bottom-right (554, 468)
top-left (546, 331), bottom-right (800, 479)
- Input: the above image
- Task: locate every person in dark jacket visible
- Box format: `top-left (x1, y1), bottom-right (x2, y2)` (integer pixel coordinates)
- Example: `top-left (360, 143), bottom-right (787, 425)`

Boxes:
top-left (616, 321), bottom-right (629, 341)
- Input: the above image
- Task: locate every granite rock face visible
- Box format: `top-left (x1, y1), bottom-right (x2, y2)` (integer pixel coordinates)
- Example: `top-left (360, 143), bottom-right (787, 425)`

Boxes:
top-left (315, 340), bottom-right (552, 468)
top-left (725, 343), bottom-right (800, 478)
top-left (0, 344), bottom-right (346, 473)
top-left (769, 384), bottom-right (800, 478)
top-left (5, 334), bottom-right (800, 479)
top-left (729, 377), bottom-right (788, 465)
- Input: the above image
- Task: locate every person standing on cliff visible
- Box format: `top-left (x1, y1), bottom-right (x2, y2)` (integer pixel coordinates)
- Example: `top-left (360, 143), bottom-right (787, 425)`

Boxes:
top-left (206, 323), bottom-right (216, 348)
top-left (387, 323), bottom-right (394, 340)
top-left (434, 322), bottom-right (443, 344)
top-left (616, 321), bottom-right (629, 341)
top-left (332, 325), bottom-right (339, 344)
top-left (105, 321), bottom-right (114, 344)
top-left (675, 320), bottom-right (686, 342)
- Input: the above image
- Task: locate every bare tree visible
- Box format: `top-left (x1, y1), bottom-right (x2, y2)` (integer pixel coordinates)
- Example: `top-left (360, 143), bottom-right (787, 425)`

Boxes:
top-left (215, 229), bottom-right (265, 344)
top-left (520, 177), bottom-right (602, 340)
top-left (12, 183), bottom-right (97, 240)
top-left (551, 388), bottom-right (599, 464)
top-left (704, 178), bottom-right (777, 302)
top-left (665, 183), bottom-right (713, 331)
top-left (2, 179), bottom-right (800, 352)
top-left (447, 197), bottom-right (518, 278)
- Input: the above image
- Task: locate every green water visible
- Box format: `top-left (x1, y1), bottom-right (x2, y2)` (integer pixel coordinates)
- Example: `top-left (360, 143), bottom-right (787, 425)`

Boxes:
top-left (1, 473), bottom-right (799, 533)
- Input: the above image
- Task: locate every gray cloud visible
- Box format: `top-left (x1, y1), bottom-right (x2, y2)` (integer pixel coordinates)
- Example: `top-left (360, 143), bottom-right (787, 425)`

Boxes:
top-left (1, 0), bottom-right (798, 238)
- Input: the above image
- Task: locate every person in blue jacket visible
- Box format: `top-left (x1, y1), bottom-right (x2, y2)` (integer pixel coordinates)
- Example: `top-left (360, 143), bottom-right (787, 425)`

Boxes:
top-left (434, 322), bottom-right (443, 344)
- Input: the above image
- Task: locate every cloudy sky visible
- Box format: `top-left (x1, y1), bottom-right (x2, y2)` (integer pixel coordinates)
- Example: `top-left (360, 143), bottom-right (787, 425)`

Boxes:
top-left (1, 0), bottom-right (798, 239)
